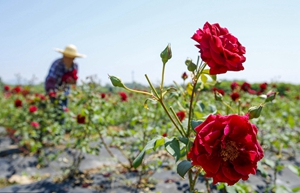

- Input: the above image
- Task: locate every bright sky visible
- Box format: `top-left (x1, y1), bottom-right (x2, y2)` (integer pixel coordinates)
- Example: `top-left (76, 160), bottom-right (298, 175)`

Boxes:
top-left (1, 1), bottom-right (299, 86)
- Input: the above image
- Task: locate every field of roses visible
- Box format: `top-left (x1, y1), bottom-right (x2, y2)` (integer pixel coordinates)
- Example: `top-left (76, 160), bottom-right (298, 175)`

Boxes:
top-left (1, 22), bottom-right (300, 193)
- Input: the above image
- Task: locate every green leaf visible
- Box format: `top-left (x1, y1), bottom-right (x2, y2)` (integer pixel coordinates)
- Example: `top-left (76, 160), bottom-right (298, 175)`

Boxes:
top-left (264, 158), bottom-right (275, 168)
top-left (178, 136), bottom-right (189, 145)
top-left (257, 161), bottom-right (268, 177)
top-left (144, 136), bottom-right (163, 151)
top-left (209, 74), bottom-right (217, 81)
top-left (225, 185), bottom-right (236, 193)
top-left (191, 120), bottom-right (203, 130)
top-left (197, 101), bottom-right (205, 112)
top-left (201, 74), bottom-right (208, 83)
top-left (288, 164), bottom-right (300, 176)
top-left (132, 136), bottom-right (163, 168)
top-left (177, 160), bottom-right (192, 178)
top-left (165, 138), bottom-right (181, 162)
top-left (154, 137), bottom-right (165, 150)
top-left (292, 186), bottom-right (300, 192)
top-left (133, 150), bottom-right (145, 168)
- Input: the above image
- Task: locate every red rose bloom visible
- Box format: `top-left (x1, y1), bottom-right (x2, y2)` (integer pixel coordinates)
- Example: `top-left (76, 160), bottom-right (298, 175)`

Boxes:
top-left (162, 133), bottom-right (167, 137)
top-left (101, 93), bottom-right (106, 99)
top-left (188, 114), bottom-right (263, 185)
top-left (176, 111), bottom-right (186, 122)
top-left (29, 105), bottom-right (38, 113)
top-left (4, 85), bottom-right (10, 91)
top-left (77, 114), bottom-right (85, 124)
top-left (241, 82), bottom-right (251, 92)
top-left (259, 83), bottom-right (267, 92)
top-left (230, 92), bottom-right (240, 102)
top-left (248, 89), bottom-right (257, 95)
top-left (39, 94), bottom-right (46, 100)
top-left (181, 72), bottom-right (188, 80)
top-left (21, 89), bottom-right (30, 97)
top-left (30, 122), bottom-right (40, 128)
top-left (230, 82), bottom-right (239, 91)
top-left (62, 69), bottom-right (78, 83)
top-left (12, 86), bottom-right (22, 94)
top-left (119, 92), bottom-right (127, 102)
top-left (49, 91), bottom-right (56, 98)
top-left (14, 99), bottom-right (22, 108)
top-left (192, 22), bottom-right (246, 75)
top-left (213, 88), bottom-right (225, 96)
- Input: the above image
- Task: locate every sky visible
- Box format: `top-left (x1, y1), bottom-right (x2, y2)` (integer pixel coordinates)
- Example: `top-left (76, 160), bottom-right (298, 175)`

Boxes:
top-left (0, 0), bottom-right (300, 86)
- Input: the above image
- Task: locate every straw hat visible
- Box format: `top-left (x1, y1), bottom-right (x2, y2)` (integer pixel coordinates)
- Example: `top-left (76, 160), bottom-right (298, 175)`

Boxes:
top-left (54, 44), bottom-right (86, 58)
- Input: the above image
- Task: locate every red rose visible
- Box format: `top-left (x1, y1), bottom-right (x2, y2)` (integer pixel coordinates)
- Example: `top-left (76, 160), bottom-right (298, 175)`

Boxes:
top-left (176, 111), bottom-right (186, 122)
top-left (39, 94), bottom-right (46, 100)
top-left (187, 114), bottom-right (263, 185)
top-left (12, 86), bottom-right (22, 94)
top-left (162, 133), bottom-right (167, 137)
top-left (4, 85), bottom-right (10, 91)
top-left (29, 105), bottom-right (38, 113)
top-left (230, 92), bottom-right (240, 102)
top-left (230, 82), bottom-right (239, 91)
top-left (213, 88), bottom-right (225, 96)
top-left (49, 91), bottom-right (56, 98)
top-left (259, 83), bottom-right (268, 92)
top-left (62, 69), bottom-right (78, 83)
top-left (181, 72), bottom-right (188, 80)
top-left (14, 99), bottom-right (22, 108)
top-left (192, 22), bottom-right (246, 75)
top-left (101, 93), bottom-right (106, 99)
top-left (248, 89), bottom-right (257, 95)
top-left (241, 82), bottom-right (251, 92)
top-left (77, 114), bottom-right (85, 124)
top-left (21, 89), bottom-right (30, 97)
top-left (30, 122), bottom-right (40, 128)
top-left (119, 92), bottom-right (127, 102)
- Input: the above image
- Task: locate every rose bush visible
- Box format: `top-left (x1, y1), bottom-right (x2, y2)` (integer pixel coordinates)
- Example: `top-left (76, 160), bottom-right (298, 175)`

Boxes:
top-left (188, 114), bottom-right (264, 185)
top-left (192, 22), bottom-right (246, 75)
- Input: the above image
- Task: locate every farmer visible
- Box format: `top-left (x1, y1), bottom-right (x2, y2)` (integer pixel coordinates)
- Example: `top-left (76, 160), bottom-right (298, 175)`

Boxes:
top-left (45, 44), bottom-right (86, 124)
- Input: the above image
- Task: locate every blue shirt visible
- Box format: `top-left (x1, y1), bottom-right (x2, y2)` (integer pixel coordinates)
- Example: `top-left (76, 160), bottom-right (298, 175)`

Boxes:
top-left (45, 58), bottom-right (78, 94)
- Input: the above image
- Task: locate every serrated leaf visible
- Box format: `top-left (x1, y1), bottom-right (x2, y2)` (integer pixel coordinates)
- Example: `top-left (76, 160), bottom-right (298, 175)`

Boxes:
top-left (144, 136), bottom-right (163, 151)
top-left (264, 158), bottom-right (275, 168)
top-left (154, 137), bottom-right (165, 150)
top-left (165, 138), bottom-right (180, 162)
top-left (132, 136), bottom-right (163, 168)
top-left (177, 160), bottom-right (192, 178)
top-left (178, 137), bottom-right (189, 145)
top-left (201, 74), bottom-right (208, 83)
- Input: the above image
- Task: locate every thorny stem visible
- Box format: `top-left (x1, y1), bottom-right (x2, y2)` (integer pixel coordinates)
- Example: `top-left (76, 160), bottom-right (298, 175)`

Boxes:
top-left (187, 62), bottom-right (206, 136)
top-left (160, 63), bottom-right (166, 92)
top-left (169, 106), bottom-right (187, 136)
top-left (124, 85), bottom-right (154, 97)
top-left (187, 63), bottom-right (207, 192)
top-left (160, 100), bottom-right (185, 137)
top-left (145, 74), bottom-right (160, 99)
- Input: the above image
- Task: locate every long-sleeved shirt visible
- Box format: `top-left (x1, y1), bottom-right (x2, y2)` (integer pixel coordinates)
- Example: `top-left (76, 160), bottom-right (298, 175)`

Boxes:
top-left (45, 58), bottom-right (78, 94)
